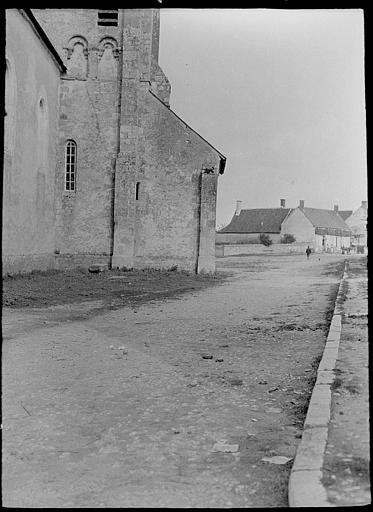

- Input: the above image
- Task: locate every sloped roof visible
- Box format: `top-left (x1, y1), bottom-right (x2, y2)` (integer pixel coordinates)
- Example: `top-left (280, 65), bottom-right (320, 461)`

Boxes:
top-left (148, 90), bottom-right (226, 174)
top-left (302, 207), bottom-right (351, 230)
top-left (338, 210), bottom-right (353, 221)
top-left (21, 9), bottom-right (66, 72)
top-left (220, 208), bottom-right (291, 234)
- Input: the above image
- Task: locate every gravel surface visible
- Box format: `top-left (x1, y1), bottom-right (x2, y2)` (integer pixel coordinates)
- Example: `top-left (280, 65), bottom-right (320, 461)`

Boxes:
top-left (3, 253), bottom-right (346, 507)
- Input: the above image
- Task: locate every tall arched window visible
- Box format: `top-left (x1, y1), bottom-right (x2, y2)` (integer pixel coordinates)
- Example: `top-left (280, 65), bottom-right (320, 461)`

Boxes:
top-left (65, 140), bottom-right (77, 191)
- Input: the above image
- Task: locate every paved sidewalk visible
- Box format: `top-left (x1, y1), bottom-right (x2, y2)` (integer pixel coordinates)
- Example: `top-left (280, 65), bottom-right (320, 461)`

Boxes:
top-left (322, 256), bottom-right (370, 506)
top-left (289, 256), bottom-right (369, 507)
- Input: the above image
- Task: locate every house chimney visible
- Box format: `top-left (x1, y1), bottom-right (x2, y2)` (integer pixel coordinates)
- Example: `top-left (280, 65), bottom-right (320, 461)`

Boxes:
top-left (280, 199), bottom-right (286, 208)
top-left (334, 204), bottom-right (339, 212)
top-left (362, 200), bottom-right (367, 209)
top-left (235, 200), bottom-right (242, 216)
top-left (299, 200), bottom-right (305, 209)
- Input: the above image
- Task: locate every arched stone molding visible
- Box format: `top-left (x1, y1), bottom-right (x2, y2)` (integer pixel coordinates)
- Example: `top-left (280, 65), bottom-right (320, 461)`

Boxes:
top-left (97, 37), bottom-right (119, 80)
top-left (64, 36), bottom-right (89, 79)
top-left (97, 36), bottom-right (119, 57)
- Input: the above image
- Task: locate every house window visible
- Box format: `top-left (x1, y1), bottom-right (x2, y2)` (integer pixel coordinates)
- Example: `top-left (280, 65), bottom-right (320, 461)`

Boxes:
top-left (98, 10), bottom-right (118, 26)
top-left (65, 140), bottom-right (77, 191)
top-left (136, 182), bottom-right (140, 200)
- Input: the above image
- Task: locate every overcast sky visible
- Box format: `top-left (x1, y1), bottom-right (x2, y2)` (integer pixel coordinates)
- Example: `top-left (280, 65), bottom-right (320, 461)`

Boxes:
top-left (158, 8), bottom-right (367, 226)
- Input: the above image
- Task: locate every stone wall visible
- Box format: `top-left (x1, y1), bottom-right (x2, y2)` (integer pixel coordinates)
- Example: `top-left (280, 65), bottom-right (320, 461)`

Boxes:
top-left (112, 88), bottom-right (221, 272)
top-left (54, 76), bottom-right (116, 260)
top-left (6, 9), bottom-right (224, 275)
top-left (216, 232), bottom-right (282, 244)
top-left (34, 8), bottom-right (120, 265)
top-left (216, 241), bottom-right (350, 257)
top-left (197, 172), bottom-right (218, 273)
top-left (3, 10), bottom-right (61, 274)
top-left (216, 243), bottom-right (307, 257)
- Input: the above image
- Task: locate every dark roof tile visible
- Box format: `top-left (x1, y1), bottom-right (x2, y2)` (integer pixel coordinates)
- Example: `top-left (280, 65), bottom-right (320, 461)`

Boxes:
top-left (338, 210), bottom-right (353, 221)
top-left (220, 208), bottom-right (291, 234)
top-left (302, 207), bottom-right (351, 230)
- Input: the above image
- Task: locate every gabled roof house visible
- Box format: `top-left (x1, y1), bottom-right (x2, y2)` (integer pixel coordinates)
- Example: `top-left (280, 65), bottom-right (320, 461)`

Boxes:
top-left (217, 199), bottom-right (352, 253)
top-left (345, 200), bottom-right (367, 253)
top-left (217, 200), bottom-right (291, 243)
top-left (281, 201), bottom-right (351, 252)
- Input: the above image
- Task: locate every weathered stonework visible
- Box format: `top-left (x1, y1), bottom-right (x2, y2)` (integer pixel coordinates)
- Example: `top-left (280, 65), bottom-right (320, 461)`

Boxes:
top-left (3, 10), bottom-right (63, 275)
top-left (4, 9), bottom-right (226, 275)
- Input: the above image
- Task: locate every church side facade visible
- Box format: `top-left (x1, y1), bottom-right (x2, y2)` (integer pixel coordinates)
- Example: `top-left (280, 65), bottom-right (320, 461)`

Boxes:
top-left (3, 9), bottom-right (226, 275)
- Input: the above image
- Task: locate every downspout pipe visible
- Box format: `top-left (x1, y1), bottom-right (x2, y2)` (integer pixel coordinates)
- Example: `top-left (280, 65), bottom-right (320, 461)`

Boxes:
top-left (109, 9), bottom-right (125, 269)
top-left (195, 170), bottom-right (203, 274)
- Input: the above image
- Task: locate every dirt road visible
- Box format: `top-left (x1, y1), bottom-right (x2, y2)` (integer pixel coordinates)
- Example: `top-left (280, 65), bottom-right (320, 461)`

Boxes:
top-left (2, 254), bottom-right (346, 507)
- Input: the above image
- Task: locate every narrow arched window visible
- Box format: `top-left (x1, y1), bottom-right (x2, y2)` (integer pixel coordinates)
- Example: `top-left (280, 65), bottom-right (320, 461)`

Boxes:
top-left (65, 140), bottom-right (77, 191)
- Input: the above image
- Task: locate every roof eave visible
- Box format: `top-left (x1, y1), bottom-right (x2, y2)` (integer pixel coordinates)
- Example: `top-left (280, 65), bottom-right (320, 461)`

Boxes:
top-left (20, 9), bottom-right (67, 73)
top-left (148, 90), bottom-right (226, 163)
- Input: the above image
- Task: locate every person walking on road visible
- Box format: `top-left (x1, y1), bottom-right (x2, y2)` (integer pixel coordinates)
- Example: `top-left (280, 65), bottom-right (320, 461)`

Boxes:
top-left (306, 246), bottom-right (312, 260)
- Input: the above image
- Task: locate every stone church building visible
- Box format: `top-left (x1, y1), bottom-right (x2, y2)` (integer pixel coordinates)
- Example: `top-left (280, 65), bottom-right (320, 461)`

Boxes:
top-left (3, 9), bottom-right (226, 275)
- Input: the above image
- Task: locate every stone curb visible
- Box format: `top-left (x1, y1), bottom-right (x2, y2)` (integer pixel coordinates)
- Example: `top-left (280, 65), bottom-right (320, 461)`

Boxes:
top-left (288, 260), bottom-right (348, 507)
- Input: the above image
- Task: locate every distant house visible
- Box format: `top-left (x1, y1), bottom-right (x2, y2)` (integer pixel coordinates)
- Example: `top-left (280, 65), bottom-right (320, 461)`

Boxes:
top-left (281, 201), bottom-right (351, 253)
top-left (345, 201), bottom-right (367, 253)
top-left (216, 199), bottom-right (291, 244)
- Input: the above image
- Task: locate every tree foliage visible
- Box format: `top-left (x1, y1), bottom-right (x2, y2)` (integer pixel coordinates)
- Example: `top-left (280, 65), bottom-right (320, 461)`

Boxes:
top-left (259, 233), bottom-right (272, 246)
top-left (280, 233), bottom-right (296, 244)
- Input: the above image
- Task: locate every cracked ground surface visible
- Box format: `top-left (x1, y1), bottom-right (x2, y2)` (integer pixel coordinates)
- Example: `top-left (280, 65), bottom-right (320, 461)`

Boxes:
top-left (3, 253), bottom-right (347, 507)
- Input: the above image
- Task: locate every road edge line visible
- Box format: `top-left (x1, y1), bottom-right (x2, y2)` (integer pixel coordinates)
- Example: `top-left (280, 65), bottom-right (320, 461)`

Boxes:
top-left (288, 259), bottom-right (348, 507)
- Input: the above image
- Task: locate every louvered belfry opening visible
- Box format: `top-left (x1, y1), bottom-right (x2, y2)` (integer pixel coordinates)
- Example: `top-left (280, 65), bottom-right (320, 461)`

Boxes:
top-left (97, 9), bottom-right (118, 27)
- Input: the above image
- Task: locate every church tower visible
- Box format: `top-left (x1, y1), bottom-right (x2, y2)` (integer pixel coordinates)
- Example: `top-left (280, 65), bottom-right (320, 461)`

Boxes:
top-left (33, 9), bottom-right (225, 273)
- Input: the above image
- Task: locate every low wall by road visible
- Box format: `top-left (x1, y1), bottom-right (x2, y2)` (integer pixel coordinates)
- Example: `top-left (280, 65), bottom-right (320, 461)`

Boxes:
top-left (216, 243), bottom-right (307, 257)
